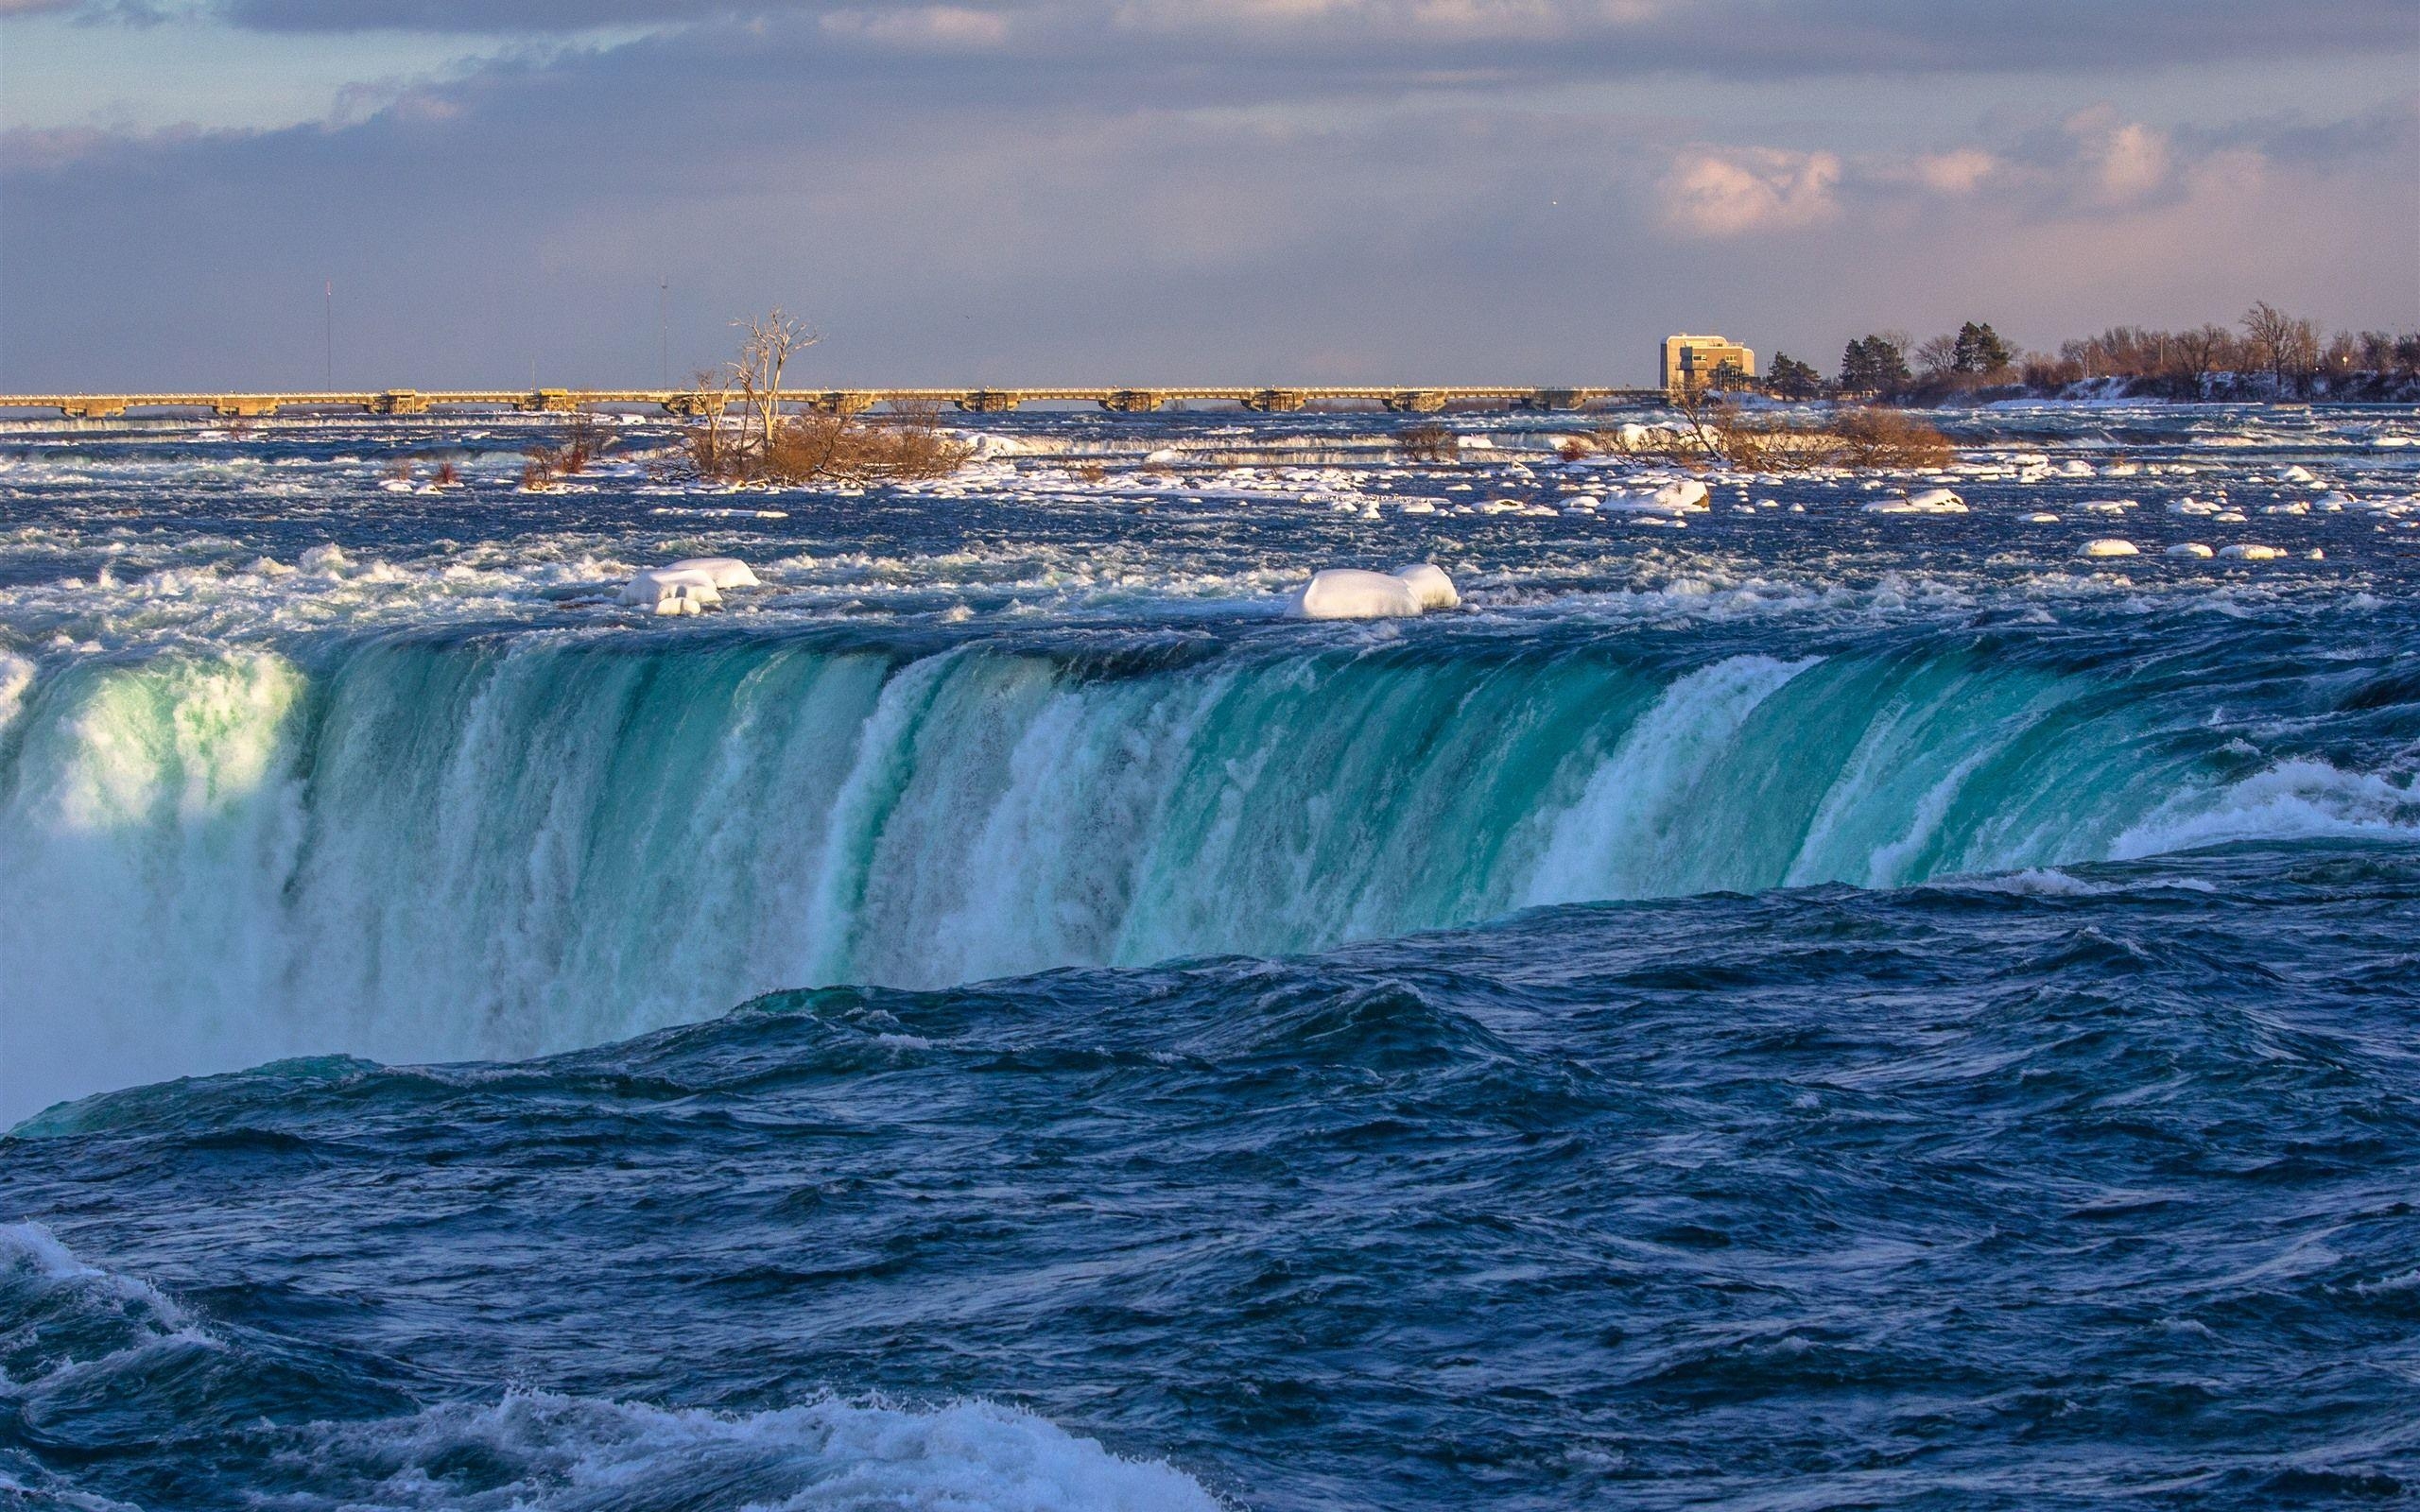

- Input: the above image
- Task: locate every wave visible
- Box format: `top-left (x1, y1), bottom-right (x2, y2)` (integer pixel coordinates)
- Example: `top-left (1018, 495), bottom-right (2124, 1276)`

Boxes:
top-left (3, 626), bottom-right (2415, 1117)
top-left (0, 1223), bottom-right (1219, 1512)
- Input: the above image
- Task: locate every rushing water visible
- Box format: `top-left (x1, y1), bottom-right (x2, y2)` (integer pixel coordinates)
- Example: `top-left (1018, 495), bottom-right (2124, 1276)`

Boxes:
top-left (3, 403), bottom-right (2418, 1508)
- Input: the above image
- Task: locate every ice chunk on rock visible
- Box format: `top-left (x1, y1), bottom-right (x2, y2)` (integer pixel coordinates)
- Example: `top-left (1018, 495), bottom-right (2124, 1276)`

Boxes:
top-left (2167, 542), bottom-right (2214, 558)
top-left (1287, 564), bottom-right (1459, 620)
top-left (621, 566), bottom-right (726, 610)
top-left (1866, 488), bottom-right (1966, 514)
top-left (1392, 562), bottom-right (1460, 610)
top-left (2079, 539), bottom-right (2139, 558)
top-left (1652, 480), bottom-right (1710, 512)
top-left (2219, 543), bottom-right (2285, 560)
top-left (663, 557), bottom-right (759, 589)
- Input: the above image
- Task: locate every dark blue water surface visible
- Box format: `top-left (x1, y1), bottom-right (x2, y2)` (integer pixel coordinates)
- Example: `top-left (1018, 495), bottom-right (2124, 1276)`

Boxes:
top-left (6, 846), bottom-right (2420, 1509)
top-left (4, 404), bottom-right (2419, 1508)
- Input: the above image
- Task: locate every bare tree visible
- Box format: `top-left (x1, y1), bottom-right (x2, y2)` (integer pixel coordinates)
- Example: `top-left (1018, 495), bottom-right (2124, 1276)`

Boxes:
top-left (1914, 332), bottom-right (1960, 376)
top-left (2240, 301), bottom-right (2297, 396)
top-left (719, 309), bottom-right (819, 477)
top-left (2173, 324), bottom-right (2233, 393)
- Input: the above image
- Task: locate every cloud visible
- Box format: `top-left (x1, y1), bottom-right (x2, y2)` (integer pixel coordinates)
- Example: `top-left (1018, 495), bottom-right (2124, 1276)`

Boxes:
top-left (1, 5), bottom-right (2411, 392)
top-left (819, 5), bottom-right (1011, 48)
top-left (2064, 108), bottom-right (2172, 205)
top-left (34, 0), bottom-right (2415, 83)
top-left (1909, 147), bottom-right (1998, 196)
top-left (1657, 146), bottom-right (1841, 237)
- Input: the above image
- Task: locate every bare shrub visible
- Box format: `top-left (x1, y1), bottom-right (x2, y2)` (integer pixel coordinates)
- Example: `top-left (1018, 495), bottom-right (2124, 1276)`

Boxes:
top-left (518, 459), bottom-right (558, 491)
top-left (1706, 404), bottom-right (1841, 473)
top-left (1590, 421), bottom-right (1703, 463)
top-left (1607, 399), bottom-right (1952, 475)
top-left (383, 457), bottom-right (414, 482)
top-left (749, 408), bottom-right (971, 487)
top-left (435, 461), bottom-right (460, 487)
top-left (557, 414), bottom-right (609, 475)
top-left (1075, 463), bottom-right (1108, 484)
top-left (1556, 437), bottom-right (1591, 462)
top-left (1397, 422), bottom-right (1459, 463)
top-left (1833, 407), bottom-right (1953, 469)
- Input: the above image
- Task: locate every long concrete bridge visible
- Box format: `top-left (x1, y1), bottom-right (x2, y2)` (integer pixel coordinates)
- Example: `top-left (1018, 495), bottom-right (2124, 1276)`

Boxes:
top-left (0, 386), bottom-right (1668, 419)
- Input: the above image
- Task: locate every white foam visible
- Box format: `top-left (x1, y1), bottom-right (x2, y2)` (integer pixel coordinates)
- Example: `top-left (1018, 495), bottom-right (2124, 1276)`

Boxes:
top-left (2113, 758), bottom-right (2420, 859)
top-left (0, 652), bottom-right (34, 733)
top-left (285, 1390), bottom-right (1224, 1512)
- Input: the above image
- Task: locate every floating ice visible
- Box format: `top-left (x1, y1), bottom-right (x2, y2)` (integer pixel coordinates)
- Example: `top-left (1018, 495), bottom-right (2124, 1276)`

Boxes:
top-left (2168, 542), bottom-right (2215, 558)
top-left (2219, 543), bottom-right (2285, 560)
top-left (2079, 539), bottom-right (2139, 558)
top-left (1653, 480), bottom-right (1711, 512)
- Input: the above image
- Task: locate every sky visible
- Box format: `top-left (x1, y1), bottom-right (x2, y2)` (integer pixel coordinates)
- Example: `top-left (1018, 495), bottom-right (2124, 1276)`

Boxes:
top-left (2, 0), bottom-right (2415, 390)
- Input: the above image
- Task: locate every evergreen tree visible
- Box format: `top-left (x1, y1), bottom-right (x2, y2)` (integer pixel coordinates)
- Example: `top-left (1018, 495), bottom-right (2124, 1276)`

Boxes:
top-left (1951, 321), bottom-right (2014, 374)
top-left (1767, 352), bottom-right (1824, 399)
top-left (1840, 335), bottom-right (1910, 393)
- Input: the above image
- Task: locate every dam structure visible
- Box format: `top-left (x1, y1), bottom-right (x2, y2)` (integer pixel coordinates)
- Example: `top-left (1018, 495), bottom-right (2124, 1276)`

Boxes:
top-left (0, 385), bottom-right (1666, 420)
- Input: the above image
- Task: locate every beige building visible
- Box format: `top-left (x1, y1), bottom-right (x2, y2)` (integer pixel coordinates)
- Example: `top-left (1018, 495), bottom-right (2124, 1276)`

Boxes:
top-left (1661, 334), bottom-right (1756, 391)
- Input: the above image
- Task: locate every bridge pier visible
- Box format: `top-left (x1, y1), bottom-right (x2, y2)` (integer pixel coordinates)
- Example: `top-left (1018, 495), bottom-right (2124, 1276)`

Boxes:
top-left (659, 393), bottom-right (714, 418)
top-left (518, 389), bottom-right (581, 413)
top-left (1517, 388), bottom-right (1597, 411)
top-left (1243, 389), bottom-right (1308, 413)
top-left (367, 390), bottom-right (430, 415)
top-left (61, 401), bottom-right (127, 419)
top-left (811, 391), bottom-right (877, 417)
top-left (212, 398), bottom-right (281, 418)
top-left (1381, 390), bottom-right (1448, 414)
top-left (1099, 389), bottom-right (1164, 414)
top-left (956, 390), bottom-right (1019, 414)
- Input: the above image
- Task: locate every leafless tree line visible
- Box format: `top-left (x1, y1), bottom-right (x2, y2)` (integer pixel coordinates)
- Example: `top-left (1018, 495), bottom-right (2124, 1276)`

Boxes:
top-left (2021, 305), bottom-right (2417, 399)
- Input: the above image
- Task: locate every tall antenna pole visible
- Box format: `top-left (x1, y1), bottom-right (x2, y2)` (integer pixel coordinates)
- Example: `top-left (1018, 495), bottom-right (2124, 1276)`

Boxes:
top-left (323, 280), bottom-right (334, 387)
top-left (658, 278), bottom-right (669, 387)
